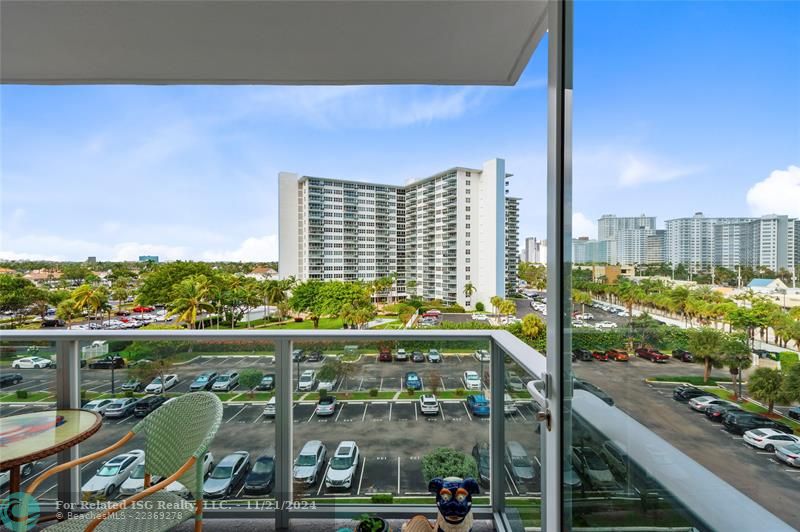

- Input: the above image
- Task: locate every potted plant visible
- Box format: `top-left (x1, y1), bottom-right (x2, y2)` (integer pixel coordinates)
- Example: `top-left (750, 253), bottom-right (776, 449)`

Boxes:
top-left (356, 513), bottom-right (389, 532)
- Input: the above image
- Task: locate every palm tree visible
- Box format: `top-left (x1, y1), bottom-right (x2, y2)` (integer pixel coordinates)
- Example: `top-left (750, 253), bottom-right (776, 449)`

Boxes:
top-left (747, 368), bottom-right (785, 414)
top-left (56, 298), bottom-right (79, 329)
top-left (71, 284), bottom-right (108, 325)
top-left (687, 327), bottom-right (724, 383)
top-left (617, 280), bottom-right (643, 323)
top-left (167, 275), bottom-right (214, 329)
top-left (110, 280), bottom-right (130, 313)
top-left (406, 279), bottom-right (417, 298)
top-left (490, 295), bottom-right (503, 316)
top-left (463, 282), bottom-right (476, 304)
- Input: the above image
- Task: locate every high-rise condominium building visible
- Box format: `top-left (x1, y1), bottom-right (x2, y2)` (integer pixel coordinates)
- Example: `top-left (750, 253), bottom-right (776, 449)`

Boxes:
top-left (279, 159), bottom-right (518, 308)
top-left (524, 237), bottom-right (546, 263)
top-left (597, 214), bottom-right (656, 241)
top-left (714, 215), bottom-right (797, 271)
top-left (644, 230), bottom-right (667, 265)
top-left (665, 212), bottom-right (754, 272)
top-left (597, 214), bottom-right (656, 264)
top-left (572, 238), bottom-right (609, 264)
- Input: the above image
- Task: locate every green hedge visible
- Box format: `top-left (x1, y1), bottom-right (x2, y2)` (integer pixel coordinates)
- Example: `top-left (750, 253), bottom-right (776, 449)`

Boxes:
top-left (780, 352), bottom-right (799, 372)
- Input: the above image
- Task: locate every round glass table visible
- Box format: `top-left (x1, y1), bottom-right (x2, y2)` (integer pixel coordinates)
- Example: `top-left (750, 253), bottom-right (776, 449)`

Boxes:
top-left (0, 409), bottom-right (102, 494)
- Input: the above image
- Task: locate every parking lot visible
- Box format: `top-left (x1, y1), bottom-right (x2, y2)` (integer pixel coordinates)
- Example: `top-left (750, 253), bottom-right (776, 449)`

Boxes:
top-left (573, 356), bottom-right (800, 529)
top-left (0, 351), bottom-right (541, 504)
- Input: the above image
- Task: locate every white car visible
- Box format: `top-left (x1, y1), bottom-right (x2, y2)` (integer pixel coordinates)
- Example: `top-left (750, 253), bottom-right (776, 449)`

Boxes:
top-left (0, 463), bottom-right (35, 488)
top-left (12, 356), bottom-right (53, 369)
top-left (325, 441), bottom-right (359, 489)
top-left (463, 371), bottom-right (482, 391)
top-left (165, 452), bottom-right (215, 497)
top-left (263, 397), bottom-right (276, 417)
top-left (577, 313), bottom-right (594, 320)
top-left (743, 429), bottom-right (800, 452)
top-left (317, 377), bottom-right (338, 391)
top-left (419, 394), bottom-right (440, 415)
top-left (688, 396), bottom-right (726, 412)
top-left (144, 374), bottom-right (179, 394)
top-left (298, 370), bottom-right (317, 391)
top-left (82, 450), bottom-right (145, 501)
top-left (473, 349), bottom-right (491, 362)
top-left (83, 399), bottom-right (115, 416)
top-left (504, 393), bottom-right (518, 414)
top-left (595, 321), bottom-right (617, 329)
top-left (315, 395), bottom-right (337, 416)
top-left (472, 313), bottom-right (488, 321)
top-left (119, 462), bottom-right (162, 496)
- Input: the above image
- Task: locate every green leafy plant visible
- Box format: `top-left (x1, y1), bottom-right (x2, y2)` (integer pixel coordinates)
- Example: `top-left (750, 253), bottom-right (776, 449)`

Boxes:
top-left (356, 513), bottom-right (386, 532)
top-left (421, 448), bottom-right (478, 481)
top-left (318, 389), bottom-right (329, 400)
top-left (368, 388), bottom-right (378, 398)
top-left (16, 390), bottom-right (28, 399)
top-left (475, 302), bottom-right (485, 312)
top-left (370, 493), bottom-right (393, 504)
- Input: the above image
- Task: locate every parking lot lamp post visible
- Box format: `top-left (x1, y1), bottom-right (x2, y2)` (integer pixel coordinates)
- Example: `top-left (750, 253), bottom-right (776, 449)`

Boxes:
top-left (111, 364), bottom-right (115, 395)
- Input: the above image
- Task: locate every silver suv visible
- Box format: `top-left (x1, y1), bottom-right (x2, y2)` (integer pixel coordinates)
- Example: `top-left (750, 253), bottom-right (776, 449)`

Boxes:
top-left (293, 440), bottom-right (327, 486)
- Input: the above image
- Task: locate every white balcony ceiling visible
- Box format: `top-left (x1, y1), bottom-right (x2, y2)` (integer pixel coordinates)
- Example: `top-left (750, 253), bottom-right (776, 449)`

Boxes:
top-left (0, 0), bottom-right (547, 85)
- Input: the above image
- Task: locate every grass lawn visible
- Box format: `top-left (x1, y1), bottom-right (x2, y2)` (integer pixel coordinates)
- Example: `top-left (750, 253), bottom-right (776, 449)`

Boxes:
top-left (329, 391), bottom-right (398, 401)
top-left (0, 391), bottom-right (55, 402)
top-left (230, 392), bottom-right (274, 402)
top-left (648, 375), bottom-right (725, 386)
top-left (266, 318), bottom-right (344, 330)
top-left (401, 390), bottom-right (476, 400)
top-left (780, 351), bottom-right (799, 371)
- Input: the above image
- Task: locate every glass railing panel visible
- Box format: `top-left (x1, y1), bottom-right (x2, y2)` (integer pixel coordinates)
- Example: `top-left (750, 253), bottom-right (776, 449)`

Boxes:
top-left (289, 338), bottom-right (492, 515)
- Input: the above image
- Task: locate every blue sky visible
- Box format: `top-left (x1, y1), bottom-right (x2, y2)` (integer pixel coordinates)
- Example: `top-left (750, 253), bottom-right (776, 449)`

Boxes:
top-left (2, 1), bottom-right (798, 261)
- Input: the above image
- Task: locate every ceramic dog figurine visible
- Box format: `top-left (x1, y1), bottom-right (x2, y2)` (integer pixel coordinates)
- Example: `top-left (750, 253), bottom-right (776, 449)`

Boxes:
top-left (428, 477), bottom-right (480, 532)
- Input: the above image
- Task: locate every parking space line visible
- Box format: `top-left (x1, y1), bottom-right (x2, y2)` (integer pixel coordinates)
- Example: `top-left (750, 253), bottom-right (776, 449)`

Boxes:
top-left (455, 353), bottom-right (462, 362)
top-left (235, 484), bottom-right (245, 498)
top-left (462, 402), bottom-right (472, 421)
top-left (361, 403), bottom-right (369, 422)
top-left (317, 463), bottom-right (331, 496)
top-left (516, 408), bottom-right (527, 422)
top-left (397, 458), bottom-right (401, 494)
top-left (226, 405), bottom-right (247, 423)
top-left (784, 469), bottom-right (800, 473)
top-left (440, 407), bottom-right (445, 421)
top-left (357, 457), bottom-right (366, 495)
top-left (414, 402), bottom-right (418, 421)
top-left (335, 405), bottom-right (344, 422)
top-left (388, 402), bottom-right (392, 421)
top-left (116, 415), bottom-right (133, 425)
top-left (440, 377), bottom-right (447, 391)
top-left (358, 377), bottom-right (364, 391)
top-left (306, 409), bottom-right (316, 423)
top-left (504, 466), bottom-right (519, 496)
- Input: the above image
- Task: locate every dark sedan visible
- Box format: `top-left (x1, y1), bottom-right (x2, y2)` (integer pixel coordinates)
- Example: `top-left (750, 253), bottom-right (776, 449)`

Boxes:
top-left (573, 349), bottom-right (592, 362)
top-left (307, 351), bottom-right (324, 363)
top-left (471, 442), bottom-right (490, 486)
top-left (256, 374), bottom-right (275, 391)
top-left (705, 402), bottom-right (743, 422)
top-left (411, 351), bottom-right (425, 363)
top-left (88, 355), bottom-right (126, 369)
top-left (672, 349), bottom-right (694, 362)
top-left (190, 372), bottom-right (219, 391)
top-left (789, 406), bottom-right (800, 421)
top-left (133, 395), bottom-right (167, 417)
top-left (0, 373), bottom-right (23, 387)
top-left (672, 385), bottom-right (708, 402)
top-left (723, 412), bottom-right (792, 435)
top-left (244, 455), bottom-right (275, 495)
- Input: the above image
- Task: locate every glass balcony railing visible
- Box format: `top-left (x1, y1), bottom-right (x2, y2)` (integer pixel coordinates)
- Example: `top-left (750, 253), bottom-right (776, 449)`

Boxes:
top-left (0, 329), bottom-right (793, 531)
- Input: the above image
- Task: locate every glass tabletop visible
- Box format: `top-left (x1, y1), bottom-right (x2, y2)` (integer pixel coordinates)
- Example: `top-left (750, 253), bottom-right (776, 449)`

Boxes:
top-left (0, 409), bottom-right (101, 467)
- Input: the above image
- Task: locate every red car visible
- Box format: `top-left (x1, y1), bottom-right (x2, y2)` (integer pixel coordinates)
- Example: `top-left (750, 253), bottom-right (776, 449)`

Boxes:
top-left (605, 349), bottom-right (629, 362)
top-left (378, 348), bottom-right (392, 362)
top-left (635, 348), bottom-right (669, 363)
top-left (132, 305), bottom-right (155, 313)
top-left (591, 351), bottom-right (609, 361)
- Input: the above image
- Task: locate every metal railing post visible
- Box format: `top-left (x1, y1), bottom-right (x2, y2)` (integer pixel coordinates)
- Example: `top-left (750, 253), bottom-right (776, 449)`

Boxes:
top-left (274, 337), bottom-right (293, 531)
top-left (489, 339), bottom-right (505, 514)
top-left (55, 339), bottom-right (81, 516)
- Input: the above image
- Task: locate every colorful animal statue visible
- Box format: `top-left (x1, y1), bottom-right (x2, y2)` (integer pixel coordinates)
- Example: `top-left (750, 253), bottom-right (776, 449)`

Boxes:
top-left (428, 477), bottom-right (480, 532)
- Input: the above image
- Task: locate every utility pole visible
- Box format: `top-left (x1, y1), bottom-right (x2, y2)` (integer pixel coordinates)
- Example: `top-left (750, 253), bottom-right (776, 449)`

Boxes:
top-left (737, 266), bottom-right (742, 289)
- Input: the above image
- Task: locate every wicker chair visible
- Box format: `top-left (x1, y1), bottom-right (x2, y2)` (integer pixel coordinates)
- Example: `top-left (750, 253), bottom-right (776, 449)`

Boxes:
top-left (24, 392), bottom-right (223, 532)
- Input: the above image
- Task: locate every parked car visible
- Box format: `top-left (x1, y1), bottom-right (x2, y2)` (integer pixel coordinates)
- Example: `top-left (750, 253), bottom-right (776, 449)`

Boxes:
top-left (190, 371), bottom-right (219, 391)
top-left (504, 393), bottom-right (518, 415)
top-left (463, 370), bottom-right (482, 391)
top-left (212, 371), bottom-right (239, 392)
top-left (325, 441), bottom-right (359, 489)
top-left (317, 375), bottom-right (338, 392)
top-left (605, 349), bottom-right (629, 362)
top-left (672, 385), bottom-right (708, 402)
top-left (12, 356), bottom-right (53, 369)
top-left (405, 371), bottom-right (422, 390)
top-left (506, 373), bottom-right (525, 392)
top-left (82, 449), bottom-right (144, 501)
top-left (411, 351), bottom-right (425, 363)
top-left (635, 348), bottom-right (669, 363)
top-left (293, 440), bottom-right (327, 486)
top-left (244, 455), bottom-right (275, 495)
top-left (133, 395), bottom-right (167, 417)
top-left (121, 378), bottom-right (143, 392)
top-left (298, 370), bottom-right (317, 391)
top-left (595, 321), bottom-right (617, 329)
top-left (704, 402), bottom-right (743, 422)
top-left (505, 441), bottom-right (537, 481)
top-left (789, 406), bottom-right (800, 421)
top-left (40, 318), bottom-right (66, 328)
top-left (104, 398), bottom-right (139, 419)
top-left (263, 397), bottom-right (276, 417)
top-left (427, 349), bottom-right (442, 363)
top-left (466, 394), bottom-right (490, 417)
top-left (591, 351), bottom-right (609, 362)
top-left (472, 312), bottom-right (488, 321)
top-left (688, 396), bottom-right (727, 412)
top-left (119, 463), bottom-right (162, 496)
top-left (474, 349), bottom-right (491, 362)
top-left (723, 412), bottom-right (793, 435)
top-left (88, 355), bottom-right (125, 369)
top-left (163, 452), bottom-right (215, 498)
top-left (395, 349), bottom-right (408, 361)
top-left (145, 374), bottom-right (179, 393)
top-left (83, 399), bottom-right (115, 416)
top-left (672, 349), bottom-right (694, 362)
top-left (743, 428), bottom-right (800, 451)
top-left (572, 349), bottom-right (593, 362)
top-left (0, 373), bottom-right (23, 387)
top-left (256, 373), bottom-right (275, 391)
top-left (572, 446), bottom-right (615, 488)
top-left (378, 348), bottom-right (392, 362)
top-left (472, 441), bottom-right (490, 485)
top-left (315, 395), bottom-right (337, 416)
top-left (292, 349), bottom-right (306, 362)
top-left (775, 443), bottom-right (800, 467)
top-left (419, 394), bottom-right (439, 415)
top-left (204, 451), bottom-right (251, 499)
top-left (307, 351), bottom-right (324, 363)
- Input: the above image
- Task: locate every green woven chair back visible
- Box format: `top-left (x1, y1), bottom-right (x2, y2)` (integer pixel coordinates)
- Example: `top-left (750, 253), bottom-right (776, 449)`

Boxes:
top-left (133, 391), bottom-right (223, 498)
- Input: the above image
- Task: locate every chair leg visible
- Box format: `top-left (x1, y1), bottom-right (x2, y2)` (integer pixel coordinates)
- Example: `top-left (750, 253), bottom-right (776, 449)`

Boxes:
top-left (194, 499), bottom-right (203, 532)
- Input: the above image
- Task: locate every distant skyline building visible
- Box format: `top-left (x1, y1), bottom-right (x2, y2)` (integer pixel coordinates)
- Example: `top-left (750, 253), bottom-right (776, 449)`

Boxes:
top-left (524, 237), bottom-right (546, 264)
top-left (597, 214), bottom-right (656, 241)
top-left (279, 158), bottom-right (519, 308)
top-left (138, 255), bottom-right (159, 263)
top-left (572, 237), bottom-right (609, 264)
top-left (664, 212), bottom-right (752, 273)
top-left (597, 214), bottom-right (656, 264)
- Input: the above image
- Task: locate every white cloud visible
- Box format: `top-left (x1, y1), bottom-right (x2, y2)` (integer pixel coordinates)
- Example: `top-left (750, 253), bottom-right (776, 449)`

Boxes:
top-left (200, 235), bottom-right (278, 262)
top-left (575, 147), bottom-right (703, 188)
top-left (746, 165), bottom-right (800, 217)
top-left (572, 212), bottom-right (597, 239)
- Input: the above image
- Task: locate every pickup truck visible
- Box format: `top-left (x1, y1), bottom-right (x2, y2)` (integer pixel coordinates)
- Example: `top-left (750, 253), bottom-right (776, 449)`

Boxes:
top-left (88, 355), bottom-right (126, 369)
top-left (635, 348), bottom-right (669, 363)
